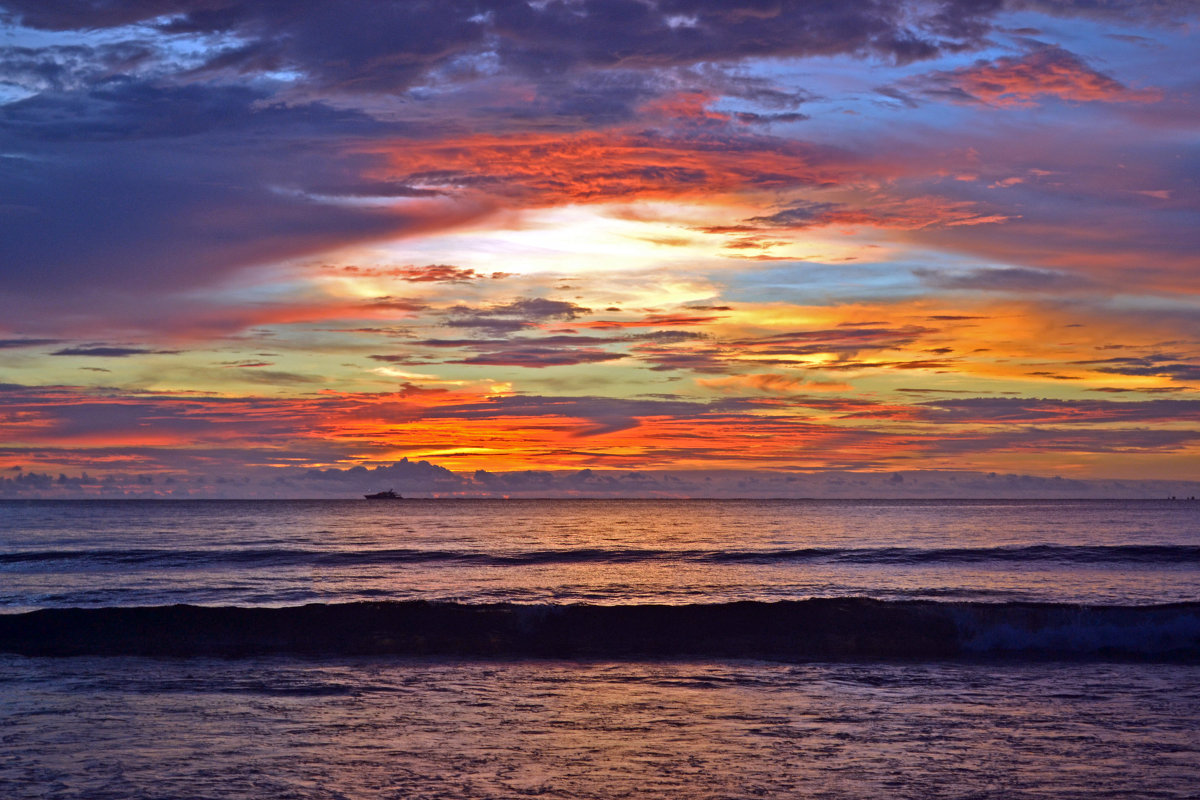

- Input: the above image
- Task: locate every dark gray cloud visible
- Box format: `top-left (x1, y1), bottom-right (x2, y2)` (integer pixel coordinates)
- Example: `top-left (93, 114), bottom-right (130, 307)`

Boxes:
top-left (398, 330), bottom-right (709, 369)
top-left (490, 0), bottom-right (986, 75)
top-left (927, 426), bottom-right (1200, 454)
top-left (0, 42), bottom-right (160, 93)
top-left (626, 330), bottom-right (709, 343)
top-left (1078, 355), bottom-right (1200, 382)
top-left (734, 111), bottom-right (810, 124)
top-left (448, 347), bottom-right (623, 368)
top-left (406, 331), bottom-right (623, 368)
top-left (517, 70), bottom-right (669, 127)
top-left (874, 85), bottom-right (922, 108)
top-left (51, 345), bottom-right (181, 357)
top-left (685, 63), bottom-right (817, 109)
top-left (748, 201), bottom-right (841, 227)
top-left (915, 396), bottom-right (1200, 423)
top-left (637, 347), bottom-right (731, 374)
top-left (914, 266), bottom-right (1085, 291)
top-left (733, 325), bottom-right (935, 355)
top-left (1, 1), bottom-right (1011, 94)
top-left (444, 298), bottom-right (592, 334)
top-left (0, 1), bottom-right (192, 29)
top-left (0, 80), bottom-right (379, 142)
top-left (1013, 0), bottom-right (1198, 23)
top-left (415, 334), bottom-right (617, 349)
top-left (0, 82), bottom-right (444, 306)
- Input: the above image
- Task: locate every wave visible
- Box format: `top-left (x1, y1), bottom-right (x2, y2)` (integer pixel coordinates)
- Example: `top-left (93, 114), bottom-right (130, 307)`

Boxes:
top-left (2, 599), bottom-right (1197, 662)
top-left (4, 544), bottom-right (1199, 569)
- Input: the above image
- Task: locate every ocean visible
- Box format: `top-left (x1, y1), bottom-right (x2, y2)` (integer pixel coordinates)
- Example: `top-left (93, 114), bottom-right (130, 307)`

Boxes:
top-left (2, 499), bottom-right (1199, 798)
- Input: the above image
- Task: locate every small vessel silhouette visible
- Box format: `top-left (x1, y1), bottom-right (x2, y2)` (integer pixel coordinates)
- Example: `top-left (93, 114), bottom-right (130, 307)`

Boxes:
top-left (363, 489), bottom-right (402, 500)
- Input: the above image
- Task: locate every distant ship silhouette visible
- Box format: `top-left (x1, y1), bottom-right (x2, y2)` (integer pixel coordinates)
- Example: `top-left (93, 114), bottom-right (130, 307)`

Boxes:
top-left (363, 489), bottom-right (402, 500)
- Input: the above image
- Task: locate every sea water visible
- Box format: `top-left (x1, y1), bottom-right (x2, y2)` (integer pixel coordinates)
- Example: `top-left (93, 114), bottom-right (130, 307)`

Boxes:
top-left (4, 498), bottom-right (1200, 609)
top-left (2, 499), bottom-right (1199, 797)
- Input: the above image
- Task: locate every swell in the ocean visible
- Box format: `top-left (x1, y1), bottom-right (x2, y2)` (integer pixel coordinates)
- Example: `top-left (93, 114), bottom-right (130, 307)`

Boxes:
top-left (4, 544), bottom-right (1199, 569)
top-left (2, 599), bottom-right (1197, 662)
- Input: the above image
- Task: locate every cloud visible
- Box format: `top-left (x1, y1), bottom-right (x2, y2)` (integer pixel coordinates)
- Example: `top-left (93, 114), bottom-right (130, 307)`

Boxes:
top-left (581, 312), bottom-right (725, 330)
top-left (626, 330), bottom-right (710, 343)
top-left (903, 44), bottom-right (1162, 107)
top-left (889, 128), bottom-right (1200, 289)
top-left (913, 396), bottom-right (1200, 424)
top-left (329, 264), bottom-right (511, 283)
top-left (50, 345), bottom-right (181, 357)
top-left (448, 348), bottom-right (623, 368)
top-left (0, 42), bottom-right (161, 93)
top-left (698, 372), bottom-right (842, 395)
top-left (925, 426), bottom-right (1200, 454)
top-left (0, 82), bottom-right (491, 310)
top-left (733, 325), bottom-right (935, 356)
top-left (6, 458), bottom-right (1200, 499)
top-left (4, 380), bottom-right (1199, 487)
top-left (2, 1), bottom-right (1000, 94)
top-left (405, 331), bottom-right (625, 368)
top-left (392, 264), bottom-right (485, 283)
top-left (1, 0), bottom-right (1197, 488)
top-left (632, 343), bottom-right (732, 374)
top-left (1078, 355), bottom-right (1200, 382)
top-left (626, 322), bottom-right (946, 375)
top-left (444, 298), bottom-right (591, 334)
top-left (726, 194), bottom-right (1010, 235)
top-left (913, 266), bottom-right (1085, 292)
top-left (415, 392), bottom-right (762, 437)
top-left (748, 201), bottom-right (841, 227)
top-left (374, 125), bottom-right (852, 207)
top-left (2, 0), bottom-right (1193, 338)
top-left (0, 338), bottom-right (62, 349)
top-left (1013, 0), bottom-right (1197, 25)
top-left (733, 111), bottom-right (810, 125)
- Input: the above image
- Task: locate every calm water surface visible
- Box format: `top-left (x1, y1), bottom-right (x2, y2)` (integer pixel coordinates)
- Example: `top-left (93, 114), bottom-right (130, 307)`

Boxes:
top-left (3, 498), bottom-right (1199, 609)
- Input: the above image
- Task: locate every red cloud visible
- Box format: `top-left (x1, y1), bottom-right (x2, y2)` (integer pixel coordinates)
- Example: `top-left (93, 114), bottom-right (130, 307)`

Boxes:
top-left (331, 264), bottom-right (485, 283)
top-left (373, 128), bottom-right (853, 206)
top-left (919, 46), bottom-right (1162, 107)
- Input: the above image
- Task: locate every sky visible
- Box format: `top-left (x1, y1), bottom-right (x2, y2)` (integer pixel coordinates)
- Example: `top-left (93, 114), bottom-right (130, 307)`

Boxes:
top-left (1, 0), bottom-right (1198, 497)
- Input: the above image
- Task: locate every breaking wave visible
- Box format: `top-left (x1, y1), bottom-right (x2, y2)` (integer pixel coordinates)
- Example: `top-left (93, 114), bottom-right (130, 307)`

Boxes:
top-left (3, 599), bottom-right (1197, 662)
top-left (4, 544), bottom-right (1199, 569)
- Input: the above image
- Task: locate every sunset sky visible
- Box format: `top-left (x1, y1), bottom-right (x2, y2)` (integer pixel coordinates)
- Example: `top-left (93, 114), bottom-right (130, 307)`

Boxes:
top-left (1, 0), bottom-right (1198, 496)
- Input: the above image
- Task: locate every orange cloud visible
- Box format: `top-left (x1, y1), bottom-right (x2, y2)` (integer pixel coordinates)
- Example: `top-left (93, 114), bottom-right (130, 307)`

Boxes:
top-left (372, 127), bottom-right (852, 206)
top-left (918, 46), bottom-right (1162, 107)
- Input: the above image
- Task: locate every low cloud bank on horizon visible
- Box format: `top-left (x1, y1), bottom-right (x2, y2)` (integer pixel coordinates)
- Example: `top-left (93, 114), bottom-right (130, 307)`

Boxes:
top-left (3, 459), bottom-right (1198, 500)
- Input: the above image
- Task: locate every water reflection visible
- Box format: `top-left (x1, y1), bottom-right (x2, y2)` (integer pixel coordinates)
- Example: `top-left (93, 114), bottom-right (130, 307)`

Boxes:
top-left (3, 656), bottom-right (1198, 799)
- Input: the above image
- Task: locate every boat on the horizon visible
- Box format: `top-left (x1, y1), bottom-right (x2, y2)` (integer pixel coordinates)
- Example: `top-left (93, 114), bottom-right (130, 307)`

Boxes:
top-left (363, 489), bottom-right (403, 500)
